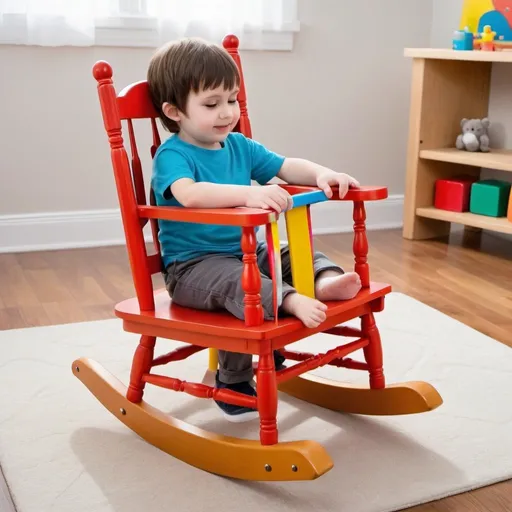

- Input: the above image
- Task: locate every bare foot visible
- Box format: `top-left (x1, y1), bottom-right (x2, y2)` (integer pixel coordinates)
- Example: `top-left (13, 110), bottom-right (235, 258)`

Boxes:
top-left (282, 293), bottom-right (327, 328)
top-left (315, 271), bottom-right (362, 301)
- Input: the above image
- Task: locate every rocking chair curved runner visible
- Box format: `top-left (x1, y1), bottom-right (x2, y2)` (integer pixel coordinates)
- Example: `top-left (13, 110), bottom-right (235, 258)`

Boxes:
top-left (73, 34), bottom-right (443, 482)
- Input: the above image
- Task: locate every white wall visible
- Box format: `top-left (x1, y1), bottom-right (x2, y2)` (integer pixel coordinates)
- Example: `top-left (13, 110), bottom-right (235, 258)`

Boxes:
top-left (0, 0), bottom-right (433, 251)
top-left (430, 0), bottom-right (463, 48)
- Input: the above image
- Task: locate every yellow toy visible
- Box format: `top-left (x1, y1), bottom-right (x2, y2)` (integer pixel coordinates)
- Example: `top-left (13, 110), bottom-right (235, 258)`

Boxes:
top-left (478, 24), bottom-right (497, 50)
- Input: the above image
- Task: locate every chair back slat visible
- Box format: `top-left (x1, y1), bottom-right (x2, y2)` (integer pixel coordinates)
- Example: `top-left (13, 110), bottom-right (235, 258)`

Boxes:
top-left (117, 81), bottom-right (158, 120)
top-left (147, 253), bottom-right (163, 275)
top-left (149, 189), bottom-right (162, 255)
top-left (150, 118), bottom-right (161, 157)
top-left (223, 35), bottom-right (252, 138)
top-left (126, 118), bottom-right (148, 210)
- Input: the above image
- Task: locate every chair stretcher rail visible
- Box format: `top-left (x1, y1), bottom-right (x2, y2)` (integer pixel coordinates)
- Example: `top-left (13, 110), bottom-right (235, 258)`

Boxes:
top-left (275, 337), bottom-right (369, 384)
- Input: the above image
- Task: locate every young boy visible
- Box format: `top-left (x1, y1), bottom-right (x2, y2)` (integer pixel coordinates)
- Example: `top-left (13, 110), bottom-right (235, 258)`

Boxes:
top-left (147, 38), bottom-right (362, 422)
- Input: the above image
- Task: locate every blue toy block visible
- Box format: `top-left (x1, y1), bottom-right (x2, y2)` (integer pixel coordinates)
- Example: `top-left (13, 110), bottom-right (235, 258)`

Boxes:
top-left (453, 28), bottom-right (474, 50)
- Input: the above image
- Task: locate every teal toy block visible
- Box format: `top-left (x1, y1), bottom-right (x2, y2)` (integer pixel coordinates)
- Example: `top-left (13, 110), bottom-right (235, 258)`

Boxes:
top-left (469, 179), bottom-right (512, 217)
top-left (452, 28), bottom-right (474, 51)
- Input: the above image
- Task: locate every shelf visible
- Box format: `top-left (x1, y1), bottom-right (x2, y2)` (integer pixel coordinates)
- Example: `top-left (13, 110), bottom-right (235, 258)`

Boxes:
top-left (419, 148), bottom-right (512, 172)
top-left (404, 48), bottom-right (512, 63)
top-left (416, 207), bottom-right (512, 235)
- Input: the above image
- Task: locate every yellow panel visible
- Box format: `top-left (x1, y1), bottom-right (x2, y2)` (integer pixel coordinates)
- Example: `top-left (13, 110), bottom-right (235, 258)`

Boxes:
top-left (285, 206), bottom-right (315, 298)
top-left (459, 0), bottom-right (494, 33)
top-left (208, 348), bottom-right (218, 371)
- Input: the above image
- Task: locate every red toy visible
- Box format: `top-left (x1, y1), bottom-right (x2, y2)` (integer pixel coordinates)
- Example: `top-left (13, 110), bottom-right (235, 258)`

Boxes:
top-left (434, 176), bottom-right (478, 212)
top-left (72, 34), bottom-right (443, 482)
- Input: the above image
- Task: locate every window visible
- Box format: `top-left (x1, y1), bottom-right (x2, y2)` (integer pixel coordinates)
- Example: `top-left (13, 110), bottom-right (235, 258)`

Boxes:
top-left (0, 0), bottom-right (299, 50)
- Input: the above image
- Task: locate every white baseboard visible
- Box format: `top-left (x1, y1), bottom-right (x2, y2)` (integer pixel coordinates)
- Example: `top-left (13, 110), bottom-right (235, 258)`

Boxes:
top-left (0, 195), bottom-right (404, 254)
top-left (0, 209), bottom-right (126, 253)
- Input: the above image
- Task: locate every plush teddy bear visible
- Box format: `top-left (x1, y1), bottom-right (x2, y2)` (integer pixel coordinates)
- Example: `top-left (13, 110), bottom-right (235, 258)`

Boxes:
top-left (456, 118), bottom-right (490, 152)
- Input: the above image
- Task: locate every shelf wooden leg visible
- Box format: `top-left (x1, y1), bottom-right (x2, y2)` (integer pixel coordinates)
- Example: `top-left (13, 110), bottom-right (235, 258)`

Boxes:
top-left (403, 214), bottom-right (452, 241)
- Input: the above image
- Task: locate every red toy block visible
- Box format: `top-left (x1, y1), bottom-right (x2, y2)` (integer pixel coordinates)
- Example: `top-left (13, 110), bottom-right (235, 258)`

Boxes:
top-left (434, 176), bottom-right (478, 212)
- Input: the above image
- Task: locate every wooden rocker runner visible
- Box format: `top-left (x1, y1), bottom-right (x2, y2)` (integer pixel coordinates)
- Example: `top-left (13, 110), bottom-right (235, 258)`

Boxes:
top-left (73, 34), bottom-right (443, 482)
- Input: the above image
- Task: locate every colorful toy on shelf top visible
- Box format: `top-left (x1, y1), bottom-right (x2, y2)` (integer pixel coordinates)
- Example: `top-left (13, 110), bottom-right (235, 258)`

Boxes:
top-left (434, 176), bottom-right (478, 212)
top-left (434, 176), bottom-right (512, 218)
top-left (456, 117), bottom-right (491, 152)
top-left (453, 26), bottom-right (475, 50)
top-left (494, 40), bottom-right (512, 50)
top-left (460, 0), bottom-right (494, 34)
top-left (478, 24), bottom-right (497, 50)
top-left (459, 0), bottom-right (512, 49)
top-left (470, 179), bottom-right (511, 217)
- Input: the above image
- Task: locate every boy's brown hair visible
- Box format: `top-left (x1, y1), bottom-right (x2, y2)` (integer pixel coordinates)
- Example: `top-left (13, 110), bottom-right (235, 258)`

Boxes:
top-left (147, 38), bottom-right (241, 133)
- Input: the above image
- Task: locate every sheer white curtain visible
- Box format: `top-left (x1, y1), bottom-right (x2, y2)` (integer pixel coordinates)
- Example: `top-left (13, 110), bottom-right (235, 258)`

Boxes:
top-left (0, 0), bottom-right (287, 47)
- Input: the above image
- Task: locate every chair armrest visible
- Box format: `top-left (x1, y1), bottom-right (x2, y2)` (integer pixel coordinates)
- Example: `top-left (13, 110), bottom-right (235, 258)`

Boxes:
top-left (280, 184), bottom-right (388, 201)
top-left (138, 205), bottom-right (274, 227)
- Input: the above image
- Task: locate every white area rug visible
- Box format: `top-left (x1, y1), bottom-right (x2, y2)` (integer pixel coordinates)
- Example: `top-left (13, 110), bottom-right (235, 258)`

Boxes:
top-left (0, 292), bottom-right (511, 512)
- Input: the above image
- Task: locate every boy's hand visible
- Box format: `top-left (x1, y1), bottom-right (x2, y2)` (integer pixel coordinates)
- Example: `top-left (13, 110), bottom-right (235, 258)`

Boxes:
top-left (245, 184), bottom-right (293, 213)
top-left (316, 170), bottom-right (360, 199)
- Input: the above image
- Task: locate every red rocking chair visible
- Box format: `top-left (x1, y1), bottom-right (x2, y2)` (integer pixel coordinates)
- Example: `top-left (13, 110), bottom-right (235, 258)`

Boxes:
top-left (73, 34), bottom-right (442, 482)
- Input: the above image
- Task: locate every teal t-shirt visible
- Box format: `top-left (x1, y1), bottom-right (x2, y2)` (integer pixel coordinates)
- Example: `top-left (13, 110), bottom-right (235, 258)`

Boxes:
top-left (151, 132), bottom-right (285, 268)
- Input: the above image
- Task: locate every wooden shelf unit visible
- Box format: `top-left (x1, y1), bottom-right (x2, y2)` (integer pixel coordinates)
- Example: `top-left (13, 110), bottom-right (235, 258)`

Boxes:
top-left (416, 207), bottom-right (512, 235)
top-left (420, 148), bottom-right (512, 173)
top-left (404, 48), bottom-right (512, 63)
top-left (403, 48), bottom-right (512, 240)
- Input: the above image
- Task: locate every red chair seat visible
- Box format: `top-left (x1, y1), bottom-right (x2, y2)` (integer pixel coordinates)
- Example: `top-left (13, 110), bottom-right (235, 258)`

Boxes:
top-left (115, 283), bottom-right (391, 351)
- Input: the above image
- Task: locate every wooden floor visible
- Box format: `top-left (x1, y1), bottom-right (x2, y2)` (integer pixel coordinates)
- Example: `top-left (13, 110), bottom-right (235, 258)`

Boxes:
top-left (0, 228), bottom-right (511, 511)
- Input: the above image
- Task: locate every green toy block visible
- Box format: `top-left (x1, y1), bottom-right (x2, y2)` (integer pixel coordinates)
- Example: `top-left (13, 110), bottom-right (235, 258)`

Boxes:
top-left (469, 179), bottom-right (512, 217)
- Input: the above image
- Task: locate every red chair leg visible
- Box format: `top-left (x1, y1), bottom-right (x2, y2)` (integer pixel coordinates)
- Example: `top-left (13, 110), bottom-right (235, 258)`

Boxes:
top-left (257, 343), bottom-right (278, 445)
top-left (127, 335), bottom-right (156, 403)
top-left (361, 312), bottom-right (385, 389)
top-left (241, 226), bottom-right (264, 327)
top-left (353, 201), bottom-right (370, 288)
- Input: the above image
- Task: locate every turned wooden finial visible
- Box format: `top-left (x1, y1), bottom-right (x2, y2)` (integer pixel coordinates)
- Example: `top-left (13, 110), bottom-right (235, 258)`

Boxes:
top-left (222, 34), bottom-right (239, 50)
top-left (93, 61), bottom-right (113, 82)
top-left (222, 34), bottom-right (252, 138)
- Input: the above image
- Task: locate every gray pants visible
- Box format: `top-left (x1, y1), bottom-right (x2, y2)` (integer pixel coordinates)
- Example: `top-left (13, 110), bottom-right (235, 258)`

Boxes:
top-left (164, 241), bottom-right (342, 384)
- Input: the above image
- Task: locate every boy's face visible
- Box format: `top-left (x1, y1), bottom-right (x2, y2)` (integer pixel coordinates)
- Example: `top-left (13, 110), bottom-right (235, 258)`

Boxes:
top-left (164, 84), bottom-right (240, 149)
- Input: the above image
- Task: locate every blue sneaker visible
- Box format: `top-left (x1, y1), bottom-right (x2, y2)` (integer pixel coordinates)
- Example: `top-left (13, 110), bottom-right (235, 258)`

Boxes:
top-left (214, 373), bottom-right (259, 423)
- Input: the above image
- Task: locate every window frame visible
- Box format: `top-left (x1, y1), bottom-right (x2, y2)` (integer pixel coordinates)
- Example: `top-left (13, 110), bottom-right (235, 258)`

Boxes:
top-left (94, 0), bottom-right (299, 51)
